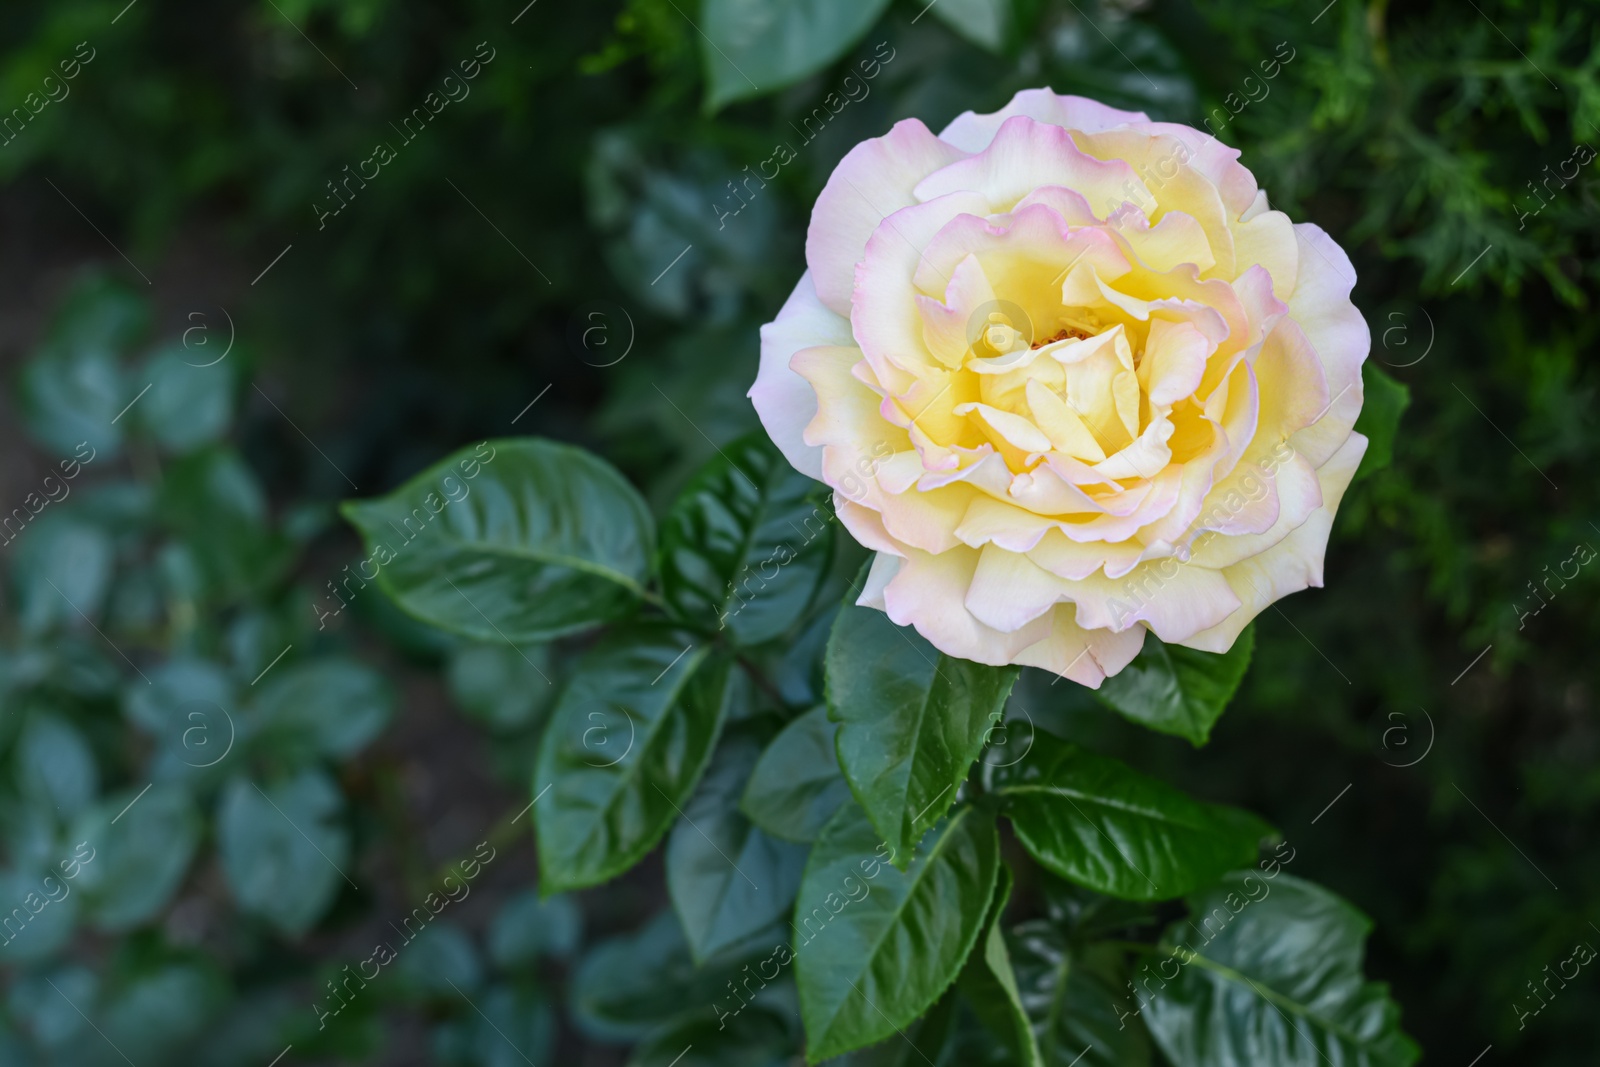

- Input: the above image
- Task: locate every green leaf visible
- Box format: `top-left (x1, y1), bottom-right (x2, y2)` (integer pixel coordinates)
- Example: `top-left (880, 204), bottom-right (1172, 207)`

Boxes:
top-left (341, 438), bottom-right (654, 643)
top-left (957, 865), bottom-right (1042, 1067)
top-left (1011, 930), bottom-right (1152, 1067)
top-left (133, 343), bottom-right (236, 453)
top-left (930, 0), bottom-right (1010, 51)
top-left (391, 922), bottom-right (485, 998)
top-left (11, 518), bottom-right (115, 637)
top-left (250, 658), bottom-right (394, 759)
top-left (100, 963), bottom-right (226, 1062)
top-left (1143, 872), bottom-right (1420, 1067)
top-left (570, 909), bottom-right (769, 1042)
top-left (741, 704), bottom-right (850, 843)
top-left (987, 733), bottom-right (1270, 901)
top-left (667, 732), bottom-right (810, 962)
top-left (660, 432), bottom-right (833, 645)
top-left (438, 983), bottom-right (556, 1067)
top-left (826, 602), bottom-right (1017, 865)
top-left (828, 993), bottom-right (959, 1066)
top-left (15, 714), bottom-right (98, 819)
top-left (71, 785), bottom-right (201, 931)
top-left (626, 1006), bottom-right (794, 1067)
top-left (1095, 626), bottom-right (1254, 747)
top-left (488, 890), bottom-right (584, 967)
top-left (160, 447), bottom-right (293, 602)
top-left (700, 0), bottom-right (894, 111)
top-left (217, 771), bottom-right (349, 936)
top-left (535, 628), bottom-right (733, 893)
top-left (446, 641), bottom-right (557, 731)
top-left (1352, 363), bottom-right (1408, 482)
top-left (122, 658), bottom-right (238, 781)
top-left (795, 801), bottom-right (999, 1062)
top-left (18, 273), bottom-right (145, 458)
top-left (0, 870), bottom-right (80, 963)
top-left (49, 273), bottom-right (151, 354)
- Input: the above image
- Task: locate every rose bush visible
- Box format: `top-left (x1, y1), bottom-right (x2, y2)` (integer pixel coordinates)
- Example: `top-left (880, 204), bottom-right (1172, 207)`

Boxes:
top-left (751, 88), bottom-right (1368, 686)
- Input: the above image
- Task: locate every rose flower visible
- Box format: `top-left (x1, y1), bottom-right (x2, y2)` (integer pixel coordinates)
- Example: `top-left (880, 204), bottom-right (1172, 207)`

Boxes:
top-left (751, 89), bottom-right (1368, 686)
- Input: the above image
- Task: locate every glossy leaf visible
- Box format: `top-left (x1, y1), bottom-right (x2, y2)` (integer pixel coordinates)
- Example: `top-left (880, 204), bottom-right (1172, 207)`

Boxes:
top-left (342, 438), bottom-right (654, 643)
top-left (1096, 626), bottom-right (1254, 746)
top-left (134, 343), bottom-right (236, 453)
top-left (99, 963), bottom-right (226, 1063)
top-left (18, 274), bottom-right (143, 459)
top-left (794, 802), bottom-right (999, 1062)
top-left (434, 982), bottom-right (555, 1067)
top-left (988, 733), bottom-right (1270, 901)
top-left (1143, 872), bottom-right (1420, 1067)
top-left (626, 1006), bottom-right (794, 1067)
top-left (700, 0), bottom-right (894, 110)
top-left (250, 658), bottom-right (394, 759)
top-left (0, 869), bottom-right (80, 963)
top-left (489, 890), bottom-right (584, 967)
top-left (826, 602), bottom-right (1017, 865)
top-left (741, 705), bottom-right (850, 843)
top-left (571, 909), bottom-right (771, 1042)
top-left (667, 732), bottom-right (810, 962)
top-left (1011, 930), bottom-right (1153, 1067)
top-left (160, 448), bottom-right (293, 601)
top-left (15, 714), bottom-right (98, 819)
top-left (957, 865), bottom-right (1042, 1067)
top-left (217, 771), bottom-right (349, 936)
top-left (535, 628), bottom-right (732, 893)
top-left (391, 922), bottom-right (485, 998)
top-left (71, 784), bottom-right (201, 931)
top-left (659, 432), bottom-right (833, 645)
top-left (831, 990), bottom-right (960, 1066)
top-left (12, 518), bottom-right (114, 637)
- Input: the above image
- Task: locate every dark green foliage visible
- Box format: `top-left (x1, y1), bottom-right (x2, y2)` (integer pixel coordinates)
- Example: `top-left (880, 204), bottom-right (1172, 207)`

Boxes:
top-left (1, 0), bottom-right (1593, 1063)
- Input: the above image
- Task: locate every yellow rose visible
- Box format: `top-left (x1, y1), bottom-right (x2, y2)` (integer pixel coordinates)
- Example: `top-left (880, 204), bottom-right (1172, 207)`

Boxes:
top-left (750, 89), bottom-right (1368, 686)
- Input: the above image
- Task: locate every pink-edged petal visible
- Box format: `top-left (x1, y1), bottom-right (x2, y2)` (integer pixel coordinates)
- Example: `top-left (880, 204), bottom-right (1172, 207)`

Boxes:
top-left (1028, 528), bottom-right (1145, 581)
top-left (1232, 204), bottom-right (1299, 299)
top-left (856, 550), bottom-right (903, 610)
top-left (1025, 379), bottom-right (1107, 462)
top-left (806, 119), bottom-right (968, 317)
top-left (1062, 560), bottom-right (1243, 643)
top-left (752, 271), bottom-right (853, 479)
top-left (1013, 184), bottom-right (1100, 226)
top-left (1121, 121), bottom-right (1260, 218)
top-left (1284, 223), bottom-right (1367, 467)
top-left (1110, 207), bottom-right (1217, 275)
top-left (1093, 415), bottom-right (1174, 482)
top-left (915, 254), bottom-right (995, 368)
top-left (954, 400), bottom-right (1054, 456)
top-left (937, 89), bottom-right (1149, 153)
top-left (1070, 126), bottom-right (1238, 278)
top-left (915, 115), bottom-right (1142, 214)
top-left (881, 545), bottom-right (1053, 664)
top-left (1255, 316), bottom-right (1331, 439)
top-left (1188, 448), bottom-right (1324, 567)
top-left (913, 204), bottom-right (1130, 303)
top-left (965, 544), bottom-right (1065, 633)
top-left (1178, 432), bottom-right (1368, 653)
top-left (1140, 318), bottom-right (1211, 406)
top-left (835, 498), bottom-right (903, 555)
top-left (852, 190), bottom-right (991, 389)
top-left (1012, 607), bottom-right (1147, 688)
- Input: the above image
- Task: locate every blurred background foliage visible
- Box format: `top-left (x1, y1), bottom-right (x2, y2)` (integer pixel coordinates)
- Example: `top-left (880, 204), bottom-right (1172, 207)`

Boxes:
top-left (0, 0), bottom-right (1595, 1063)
